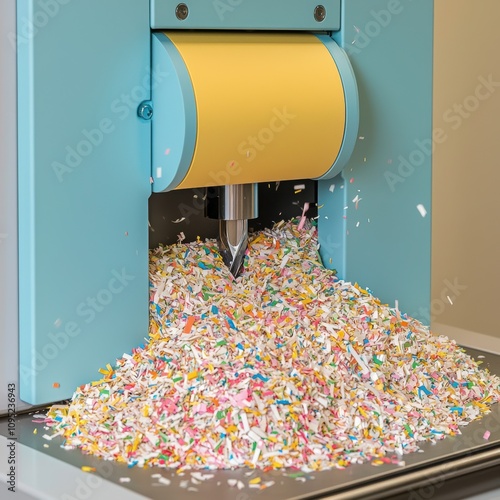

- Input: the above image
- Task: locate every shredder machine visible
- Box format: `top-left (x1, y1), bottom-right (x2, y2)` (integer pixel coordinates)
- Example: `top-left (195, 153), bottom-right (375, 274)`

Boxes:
top-left (3, 1), bottom-right (499, 499)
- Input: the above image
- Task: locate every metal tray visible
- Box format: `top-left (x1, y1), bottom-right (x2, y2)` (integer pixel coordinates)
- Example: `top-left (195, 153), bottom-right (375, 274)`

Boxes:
top-left (2, 347), bottom-right (500, 499)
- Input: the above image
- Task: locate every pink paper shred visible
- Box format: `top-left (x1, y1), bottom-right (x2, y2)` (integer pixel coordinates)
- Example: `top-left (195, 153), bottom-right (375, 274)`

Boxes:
top-left (46, 220), bottom-right (500, 472)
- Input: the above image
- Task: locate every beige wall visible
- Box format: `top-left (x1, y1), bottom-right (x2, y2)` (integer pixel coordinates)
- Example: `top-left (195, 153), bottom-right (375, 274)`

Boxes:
top-left (432, 0), bottom-right (500, 351)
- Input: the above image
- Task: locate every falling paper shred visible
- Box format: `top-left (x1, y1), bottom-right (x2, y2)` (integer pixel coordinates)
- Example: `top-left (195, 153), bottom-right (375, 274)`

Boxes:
top-left (171, 218), bottom-right (186, 224)
top-left (329, 184), bottom-right (335, 193)
top-left (297, 203), bottom-right (310, 231)
top-left (417, 204), bottom-right (427, 217)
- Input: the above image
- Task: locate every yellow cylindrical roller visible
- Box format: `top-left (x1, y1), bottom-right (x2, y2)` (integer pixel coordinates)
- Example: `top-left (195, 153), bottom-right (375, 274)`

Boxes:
top-left (159, 32), bottom-right (347, 190)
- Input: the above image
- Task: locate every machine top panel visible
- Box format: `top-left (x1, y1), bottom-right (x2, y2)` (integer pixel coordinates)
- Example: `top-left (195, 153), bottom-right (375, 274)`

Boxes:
top-left (151, 0), bottom-right (341, 31)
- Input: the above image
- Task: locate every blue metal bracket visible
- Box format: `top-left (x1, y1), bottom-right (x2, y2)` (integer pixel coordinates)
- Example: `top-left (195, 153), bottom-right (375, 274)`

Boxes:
top-left (151, 0), bottom-right (341, 31)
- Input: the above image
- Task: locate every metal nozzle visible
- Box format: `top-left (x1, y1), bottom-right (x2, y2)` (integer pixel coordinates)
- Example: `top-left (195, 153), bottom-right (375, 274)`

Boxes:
top-left (218, 219), bottom-right (248, 277)
top-left (205, 183), bottom-right (258, 277)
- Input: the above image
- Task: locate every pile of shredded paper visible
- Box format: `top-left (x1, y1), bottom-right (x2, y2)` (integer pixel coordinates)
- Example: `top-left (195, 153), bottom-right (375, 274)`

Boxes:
top-left (47, 220), bottom-right (500, 471)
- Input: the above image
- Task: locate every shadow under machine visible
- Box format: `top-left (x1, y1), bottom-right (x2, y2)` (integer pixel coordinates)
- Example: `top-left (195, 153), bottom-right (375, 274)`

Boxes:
top-left (2, 0), bottom-right (500, 498)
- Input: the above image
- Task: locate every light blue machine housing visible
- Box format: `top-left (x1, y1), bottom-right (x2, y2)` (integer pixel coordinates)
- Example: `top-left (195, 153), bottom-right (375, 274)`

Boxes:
top-left (11, 0), bottom-right (433, 406)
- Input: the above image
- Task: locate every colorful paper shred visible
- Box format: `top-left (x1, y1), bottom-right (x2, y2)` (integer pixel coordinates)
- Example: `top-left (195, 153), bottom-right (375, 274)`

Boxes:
top-left (46, 220), bottom-right (500, 472)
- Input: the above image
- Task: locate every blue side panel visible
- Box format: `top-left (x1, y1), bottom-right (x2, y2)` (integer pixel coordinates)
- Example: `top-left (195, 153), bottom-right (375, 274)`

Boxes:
top-left (151, 0), bottom-right (340, 31)
top-left (319, 0), bottom-right (433, 321)
top-left (17, 0), bottom-right (151, 404)
top-left (318, 174), bottom-right (347, 276)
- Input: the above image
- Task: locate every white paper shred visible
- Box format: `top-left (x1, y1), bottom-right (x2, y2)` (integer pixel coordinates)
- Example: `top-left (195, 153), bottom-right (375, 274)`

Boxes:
top-left (46, 220), bottom-right (500, 474)
top-left (417, 204), bottom-right (427, 217)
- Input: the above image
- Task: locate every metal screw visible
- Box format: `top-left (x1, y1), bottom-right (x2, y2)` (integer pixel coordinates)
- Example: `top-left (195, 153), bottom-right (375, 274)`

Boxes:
top-left (314, 5), bottom-right (326, 22)
top-left (175, 3), bottom-right (189, 20)
top-left (137, 101), bottom-right (153, 121)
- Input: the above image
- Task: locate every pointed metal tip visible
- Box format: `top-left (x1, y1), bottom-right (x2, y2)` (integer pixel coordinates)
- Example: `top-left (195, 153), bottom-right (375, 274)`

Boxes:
top-left (219, 235), bottom-right (247, 278)
top-left (229, 245), bottom-right (247, 278)
top-left (218, 220), bottom-right (248, 278)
